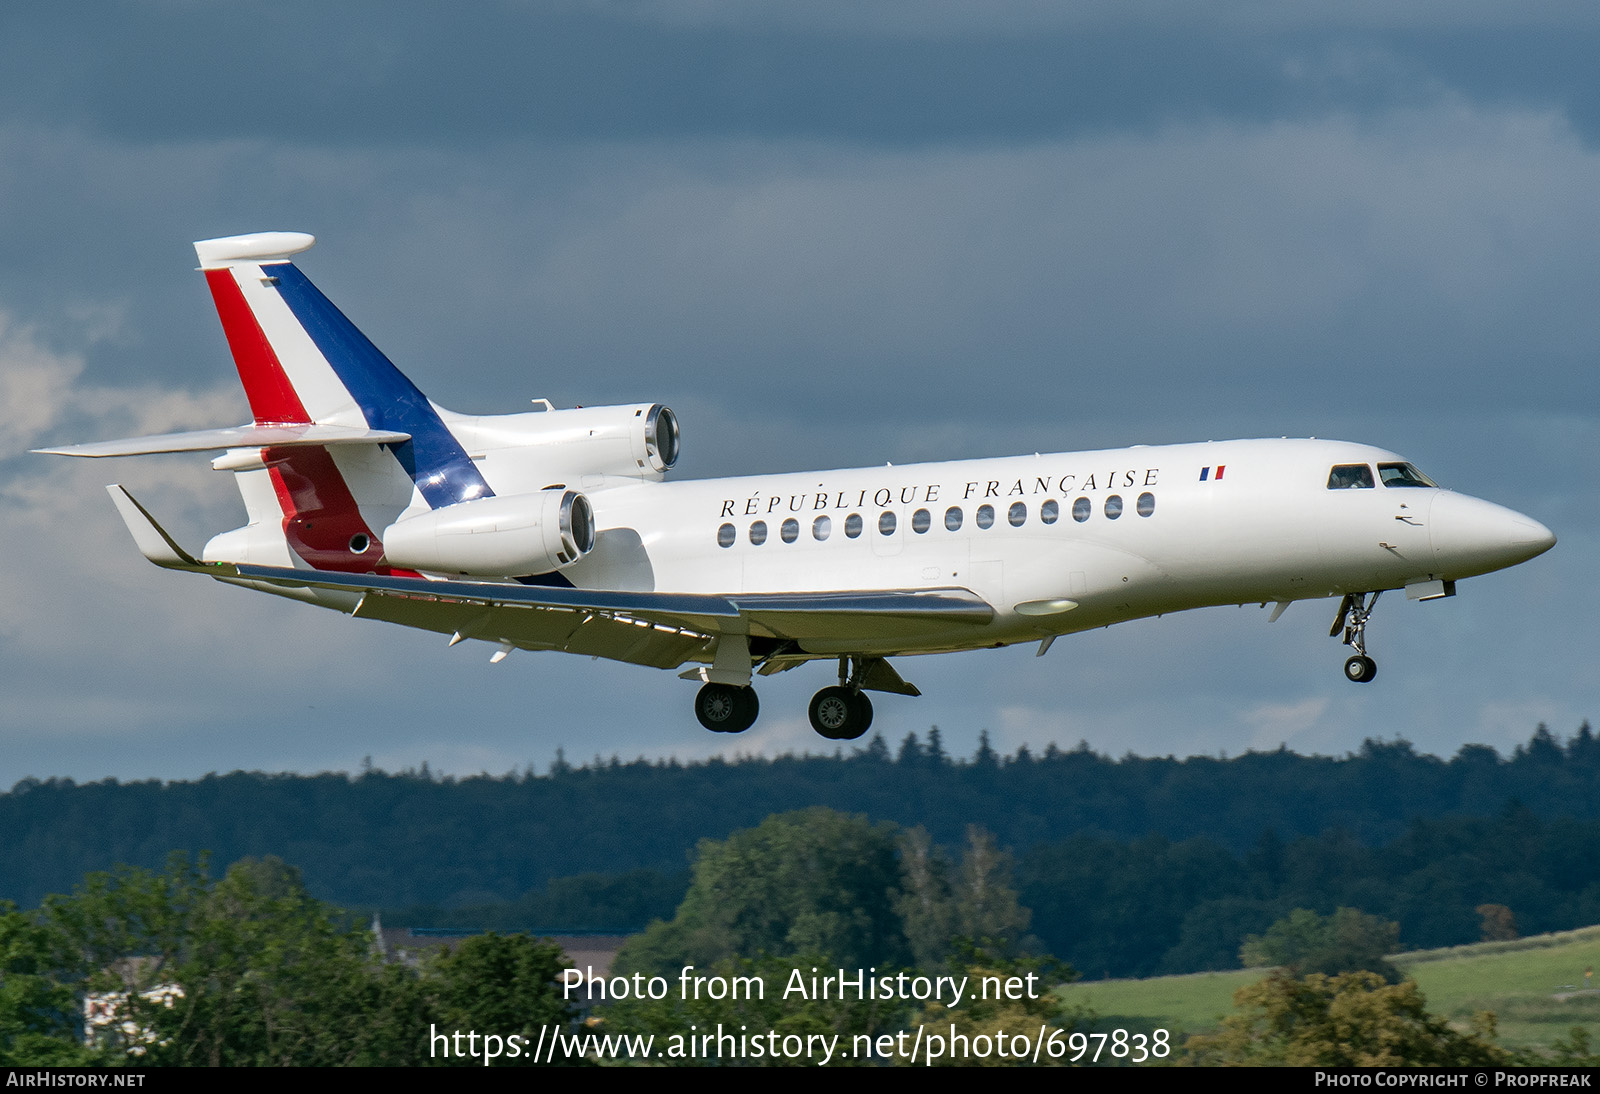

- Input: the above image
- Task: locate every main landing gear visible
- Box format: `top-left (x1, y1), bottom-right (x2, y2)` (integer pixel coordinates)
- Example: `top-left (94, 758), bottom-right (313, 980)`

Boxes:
top-left (694, 682), bottom-right (759, 733)
top-left (807, 656), bottom-right (876, 741)
top-left (1330, 591), bottom-right (1380, 684)
top-left (691, 654), bottom-right (892, 739)
top-left (809, 688), bottom-right (874, 741)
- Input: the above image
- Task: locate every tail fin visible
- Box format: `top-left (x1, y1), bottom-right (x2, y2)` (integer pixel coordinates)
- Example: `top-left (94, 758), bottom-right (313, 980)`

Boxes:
top-left (196, 232), bottom-right (352, 424)
top-left (195, 232), bottom-right (492, 509)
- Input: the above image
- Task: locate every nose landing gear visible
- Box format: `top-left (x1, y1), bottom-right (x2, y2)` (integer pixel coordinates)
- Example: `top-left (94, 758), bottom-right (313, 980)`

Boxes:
top-left (1331, 592), bottom-right (1380, 684)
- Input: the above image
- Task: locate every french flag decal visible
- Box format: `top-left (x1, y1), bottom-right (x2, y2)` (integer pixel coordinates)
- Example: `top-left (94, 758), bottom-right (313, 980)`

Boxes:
top-left (1200, 465), bottom-right (1226, 481)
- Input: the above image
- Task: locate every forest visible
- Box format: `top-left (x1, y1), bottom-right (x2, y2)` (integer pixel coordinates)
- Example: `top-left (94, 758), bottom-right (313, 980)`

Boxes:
top-left (4, 724), bottom-right (1599, 980)
top-left (1, 815), bottom-right (1562, 1066)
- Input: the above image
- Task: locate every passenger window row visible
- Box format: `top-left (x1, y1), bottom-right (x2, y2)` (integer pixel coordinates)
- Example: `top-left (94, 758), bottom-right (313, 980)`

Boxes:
top-left (717, 492), bottom-right (1156, 547)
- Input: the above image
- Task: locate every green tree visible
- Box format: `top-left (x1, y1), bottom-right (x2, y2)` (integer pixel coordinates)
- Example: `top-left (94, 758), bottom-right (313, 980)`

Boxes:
top-left (426, 932), bottom-right (579, 1065)
top-left (895, 827), bottom-right (955, 970)
top-left (900, 952), bottom-right (1080, 1067)
top-left (616, 808), bottom-right (910, 976)
top-left (1239, 907), bottom-right (1401, 982)
top-left (4, 854), bottom-right (585, 1067)
top-left (953, 826), bottom-right (1031, 957)
top-left (1476, 903), bottom-right (1518, 942)
top-left (600, 952), bottom-right (899, 1066)
top-left (0, 901), bottom-right (93, 1065)
top-left (897, 824), bottom-right (1032, 970)
top-left (47, 855), bottom-right (422, 1065)
top-left (1182, 970), bottom-right (1511, 1066)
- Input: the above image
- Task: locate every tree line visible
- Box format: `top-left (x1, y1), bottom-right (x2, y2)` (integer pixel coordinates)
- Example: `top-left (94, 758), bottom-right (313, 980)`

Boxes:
top-left (4, 723), bottom-right (1596, 912)
top-left (5, 725), bottom-right (1600, 980)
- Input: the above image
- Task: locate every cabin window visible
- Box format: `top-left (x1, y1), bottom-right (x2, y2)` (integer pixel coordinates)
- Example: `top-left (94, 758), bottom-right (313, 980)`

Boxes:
top-left (1137, 492), bottom-right (1155, 517)
top-left (1327, 464), bottom-right (1375, 489)
top-left (879, 511), bottom-right (897, 535)
top-left (1008, 502), bottom-right (1027, 527)
top-left (945, 506), bottom-right (963, 531)
top-left (1105, 494), bottom-right (1123, 519)
top-left (781, 518), bottom-right (799, 543)
top-left (717, 523), bottom-right (736, 548)
top-left (976, 504), bottom-right (995, 529)
top-left (749, 520), bottom-right (768, 546)
top-left (1041, 499), bottom-right (1059, 524)
top-left (813, 515), bottom-right (831, 541)
top-left (911, 508), bottom-right (931, 534)
top-left (1378, 462), bottom-right (1437, 488)
top-left (845, 513), bottom-right (863, 538)
top-left (1072, 497), bottom-right (1091, 522)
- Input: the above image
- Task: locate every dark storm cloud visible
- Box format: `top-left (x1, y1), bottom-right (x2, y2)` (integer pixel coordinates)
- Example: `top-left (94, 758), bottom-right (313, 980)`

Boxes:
top-left (5, 2), bottom-right (1600, 146)
top-left (0, 2), bottom-right (1593, 783)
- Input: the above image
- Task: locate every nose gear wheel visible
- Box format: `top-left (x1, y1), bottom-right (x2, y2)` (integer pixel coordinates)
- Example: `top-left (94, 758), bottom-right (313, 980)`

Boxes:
top-left (1330, 592), bottom-right (1381, 684)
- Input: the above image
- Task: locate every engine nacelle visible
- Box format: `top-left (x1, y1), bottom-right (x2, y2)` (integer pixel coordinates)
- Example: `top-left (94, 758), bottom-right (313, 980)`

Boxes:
top-left (447, 402), bottom-right (680, 484)
top-left (380, 489), bottom-right (595, 576)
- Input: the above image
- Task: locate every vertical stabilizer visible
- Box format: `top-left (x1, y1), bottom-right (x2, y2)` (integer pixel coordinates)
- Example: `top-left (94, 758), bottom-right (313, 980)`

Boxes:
top-left (194, 232), bottom-right (493, 510)
top-left (196, 233), bottom-right (359, 426)
top-left (193, 232), bottom-right (490, 575)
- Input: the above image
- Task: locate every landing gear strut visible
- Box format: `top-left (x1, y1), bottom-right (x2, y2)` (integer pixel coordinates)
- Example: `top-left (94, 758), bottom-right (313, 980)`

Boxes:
top-left (1330, 592), bottom-right (1380, 684)
top-left (695, 682), bottom-right (760, 732)
top-left (807, 657), bottom-right (875, 740)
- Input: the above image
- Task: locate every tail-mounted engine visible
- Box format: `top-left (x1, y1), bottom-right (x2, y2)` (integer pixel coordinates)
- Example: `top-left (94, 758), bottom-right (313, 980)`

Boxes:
top-left (449, 402), bottom-right (680, 484)
top-left (380, 488), bottom-right (595, 576)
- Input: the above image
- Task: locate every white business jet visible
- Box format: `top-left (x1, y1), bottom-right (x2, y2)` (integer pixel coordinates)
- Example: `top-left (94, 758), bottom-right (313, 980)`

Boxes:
top-left (38, 233), bottom-right (1556, 740)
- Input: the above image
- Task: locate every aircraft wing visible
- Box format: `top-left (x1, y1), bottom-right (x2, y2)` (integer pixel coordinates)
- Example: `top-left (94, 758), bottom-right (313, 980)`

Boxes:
top-left (106, 484), bottom-right (992, 670)
top-left (229, 565), bottom-right (994, 654)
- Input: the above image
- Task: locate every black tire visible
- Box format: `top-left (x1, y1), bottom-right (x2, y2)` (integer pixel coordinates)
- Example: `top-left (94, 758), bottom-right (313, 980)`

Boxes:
top-left (696, 683), bottom-right (759, 732)
top-left (732, 685), bottom-right (759, 732)
top-left (1343, 655), bottom-right (1377, 684)
top-left (838, 691), bottom-right (873, 740)
top-left (808, 686), bottom-right (859, 739)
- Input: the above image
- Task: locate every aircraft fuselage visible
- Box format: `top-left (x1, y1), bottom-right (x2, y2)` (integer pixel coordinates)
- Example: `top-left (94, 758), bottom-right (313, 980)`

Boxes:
top-left (557, 437), bottom-right (1551, 656)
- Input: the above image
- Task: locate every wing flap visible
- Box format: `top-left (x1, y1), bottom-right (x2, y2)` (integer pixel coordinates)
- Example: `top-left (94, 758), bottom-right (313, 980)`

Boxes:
top-left (211, 566), bottom-right (993, 661)
top-left (730, 588), bottom-right (994, 639)
top-left (353, 592), bottom-right (706, 670)
top-left (233, 564), bottom-right (741, 633)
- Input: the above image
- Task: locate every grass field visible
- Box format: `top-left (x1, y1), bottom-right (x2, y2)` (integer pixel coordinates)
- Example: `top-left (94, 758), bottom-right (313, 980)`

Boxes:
top-left (1057, 925), bottom-right (1600, 1055)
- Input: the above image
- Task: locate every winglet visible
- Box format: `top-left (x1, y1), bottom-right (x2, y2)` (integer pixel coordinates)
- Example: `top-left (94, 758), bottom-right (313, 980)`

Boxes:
top-left (105, 485), bottom-right (206, 570)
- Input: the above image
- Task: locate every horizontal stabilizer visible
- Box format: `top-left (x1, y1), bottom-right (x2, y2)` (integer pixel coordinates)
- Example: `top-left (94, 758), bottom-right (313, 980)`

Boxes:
top-left (194, 232), bottom-right (316, 268)
top-left (36, 423), bottom-right (411, 458)
top-left (106, 485), bottom-right (207, 571)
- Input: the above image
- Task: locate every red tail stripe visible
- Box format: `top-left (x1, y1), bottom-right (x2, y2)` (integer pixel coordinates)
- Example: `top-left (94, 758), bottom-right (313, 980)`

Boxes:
top-left (263, 446), bottom-right (419, 577)
top-left (203, 269), bottom-right (308, 425)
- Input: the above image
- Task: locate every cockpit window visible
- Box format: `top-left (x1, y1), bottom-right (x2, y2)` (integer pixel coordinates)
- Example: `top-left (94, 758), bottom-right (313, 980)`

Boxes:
top-left (1327, 464), bottom-right (1375, 490)
top-left (1378, 462), bottom-right (1437, 488)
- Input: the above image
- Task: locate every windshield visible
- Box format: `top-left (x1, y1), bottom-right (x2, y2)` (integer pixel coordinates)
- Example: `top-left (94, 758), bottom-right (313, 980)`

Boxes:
top-left (1327, 464), bottom-right (1374, 489)
top-left (1378, 462), bottom-right (1437, 488)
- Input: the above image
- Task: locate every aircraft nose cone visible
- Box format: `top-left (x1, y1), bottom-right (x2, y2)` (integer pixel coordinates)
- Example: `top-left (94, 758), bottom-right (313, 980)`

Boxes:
top-left (1509, 515), bottom-right (1557, 556)
top-left (1430, 492), bottom-right (1556, 576)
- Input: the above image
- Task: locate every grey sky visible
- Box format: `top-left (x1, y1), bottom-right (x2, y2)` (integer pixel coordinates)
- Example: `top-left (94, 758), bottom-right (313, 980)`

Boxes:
top-left (0, 2), bottom-right (1593, 785)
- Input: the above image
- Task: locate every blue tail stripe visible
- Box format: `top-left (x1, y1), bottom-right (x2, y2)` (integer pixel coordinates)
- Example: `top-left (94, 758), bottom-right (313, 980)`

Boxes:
top-left (267, 263), bottom-right (493, 509)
